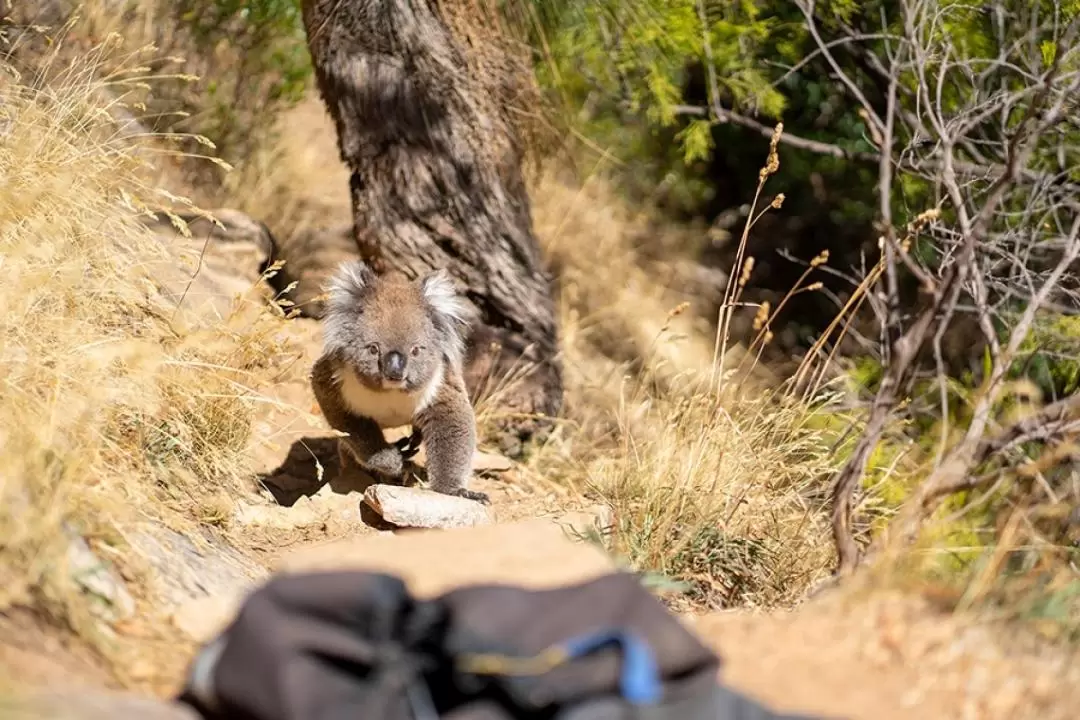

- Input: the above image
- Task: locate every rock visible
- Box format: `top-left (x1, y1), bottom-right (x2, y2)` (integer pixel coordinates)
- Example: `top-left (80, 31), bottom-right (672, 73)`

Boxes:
top-left (141, 208), bottom-right (275, 323)
top-left (278, 518), bottom-right (617, 598)
top-left (126, 525), bottom-right (264, 611)
top-left (144, 209), bottom-right (274, 265)
top-left (234, 483), bottom-right (361, 530)
top-left (294, 483), bottom-right (365, 518)
top-left (233, 500), bottom-right (321, 530)
top-left (64, 531), bottom-right (135, 622)
top-left (8, 500), bottom-right (133, 627)
top-left (362, 484), bottom-right (494, 529)
top-left (472, 450), bottom-right (514, 472)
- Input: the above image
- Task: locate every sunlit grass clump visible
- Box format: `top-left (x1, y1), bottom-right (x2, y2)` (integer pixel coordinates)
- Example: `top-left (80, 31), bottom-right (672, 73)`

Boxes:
top-left (0, 38), bottom-right (290, 676)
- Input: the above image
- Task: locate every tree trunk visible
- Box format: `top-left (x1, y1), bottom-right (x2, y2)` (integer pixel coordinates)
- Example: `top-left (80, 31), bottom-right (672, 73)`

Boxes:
top-left (299, 0), bottom-right (562, 455)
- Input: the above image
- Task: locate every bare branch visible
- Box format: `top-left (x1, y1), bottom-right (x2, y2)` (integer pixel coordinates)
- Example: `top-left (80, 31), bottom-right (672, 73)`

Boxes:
top-left (808, 0), bottom-right (1080, 574)
top-left (671, 102), bottom-right (1080, 195)
top-left (695, 0), bottom-right (724, 127)
top-left (795, 0), bottom-right (886, 136)
top-left (918, 393), bottom-right (1080, 506)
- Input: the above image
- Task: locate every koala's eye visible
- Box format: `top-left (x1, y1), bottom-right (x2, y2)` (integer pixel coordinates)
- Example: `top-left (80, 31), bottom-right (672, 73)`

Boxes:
top-left (410, 346), bottom-right (422, 358)
top-left (366, 343), bottom-right (379, 356)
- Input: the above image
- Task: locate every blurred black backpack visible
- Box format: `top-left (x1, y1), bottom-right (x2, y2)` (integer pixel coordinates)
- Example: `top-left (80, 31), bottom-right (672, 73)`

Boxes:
top-left (177, 570), bottom-right (827, 720)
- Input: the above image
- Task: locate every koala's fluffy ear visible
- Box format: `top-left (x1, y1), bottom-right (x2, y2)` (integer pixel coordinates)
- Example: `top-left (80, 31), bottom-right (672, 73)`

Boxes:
top-left (420, 268), bottom-right (475, 335)
top-left (325, 259), bottom-right (375, 312)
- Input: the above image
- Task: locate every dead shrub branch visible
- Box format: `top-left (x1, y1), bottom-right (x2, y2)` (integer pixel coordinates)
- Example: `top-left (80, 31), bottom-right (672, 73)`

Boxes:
top-left (795, 0), bottom-right (1080, 575)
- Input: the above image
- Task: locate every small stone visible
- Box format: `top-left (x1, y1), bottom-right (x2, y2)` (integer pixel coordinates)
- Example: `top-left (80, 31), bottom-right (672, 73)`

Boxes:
top-left (363, 484), bottom-right (494, 529)
top-left (234, 500), bottom-right (320, 529)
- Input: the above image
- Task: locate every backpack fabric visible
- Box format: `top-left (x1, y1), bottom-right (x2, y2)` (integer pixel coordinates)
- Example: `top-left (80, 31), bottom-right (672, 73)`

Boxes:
top-left (177, 570), bottom-right (830, 720)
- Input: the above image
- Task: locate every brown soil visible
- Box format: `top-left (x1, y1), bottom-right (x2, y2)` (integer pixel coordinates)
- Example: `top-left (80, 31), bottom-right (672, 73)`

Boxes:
top-left (690, 589), bottom-right (1080, 720)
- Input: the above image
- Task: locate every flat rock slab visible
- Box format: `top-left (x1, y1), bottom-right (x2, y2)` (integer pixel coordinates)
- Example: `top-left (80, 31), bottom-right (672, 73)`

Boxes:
top-left (473, 449), bottom-right (514, 472)
top-left (363, 484), bottom-right (494, 529)
top-left (142, 208), bottom-right (274, 325)
top-left (125, 525), bottom-right (264, 610)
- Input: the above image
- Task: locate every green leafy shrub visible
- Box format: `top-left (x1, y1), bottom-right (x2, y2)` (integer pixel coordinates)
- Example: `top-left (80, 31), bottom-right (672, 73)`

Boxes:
top-left (171, 0), bottom-right (312, 168)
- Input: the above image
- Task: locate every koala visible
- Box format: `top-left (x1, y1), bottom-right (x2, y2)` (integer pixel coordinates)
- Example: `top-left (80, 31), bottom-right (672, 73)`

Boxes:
top-left (310, 259), bottom-right (489, 505)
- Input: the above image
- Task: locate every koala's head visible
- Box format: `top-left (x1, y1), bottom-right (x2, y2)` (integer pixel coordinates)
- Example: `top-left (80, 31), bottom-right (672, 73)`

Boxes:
top-left (322, 260), bottom-right (475, 392)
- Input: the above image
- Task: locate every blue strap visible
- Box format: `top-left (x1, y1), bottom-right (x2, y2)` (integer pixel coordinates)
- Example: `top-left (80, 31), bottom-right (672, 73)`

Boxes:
top-left (560, 629), bottom-right (663, 705)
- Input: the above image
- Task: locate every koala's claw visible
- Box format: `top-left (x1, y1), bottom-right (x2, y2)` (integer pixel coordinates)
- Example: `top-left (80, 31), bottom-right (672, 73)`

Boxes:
top-left (393, 429), bottom-right (423, 460)
top-left (448, 487), bottom-right (491, 505)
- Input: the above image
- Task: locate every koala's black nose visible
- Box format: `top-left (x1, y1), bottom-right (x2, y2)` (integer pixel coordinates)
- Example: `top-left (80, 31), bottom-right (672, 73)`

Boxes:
top-left (382, 351), bottom-right (407, 381)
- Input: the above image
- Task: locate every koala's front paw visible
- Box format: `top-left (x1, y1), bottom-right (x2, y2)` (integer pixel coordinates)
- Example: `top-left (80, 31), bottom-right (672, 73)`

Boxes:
top-left (447, 487), bottom-right (490, 505)
top-left (364, 446), bottom-right (405, 478)
top-left (392, 429), bottom-right (423, 461)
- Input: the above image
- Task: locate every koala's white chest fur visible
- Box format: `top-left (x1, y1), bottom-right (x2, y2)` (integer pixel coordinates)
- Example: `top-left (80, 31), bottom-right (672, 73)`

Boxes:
top-left (337, 365), bottom-right (443, 429)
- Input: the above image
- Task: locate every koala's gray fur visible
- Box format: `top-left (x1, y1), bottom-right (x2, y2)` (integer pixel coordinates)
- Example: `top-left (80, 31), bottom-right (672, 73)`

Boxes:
top-left (310, 259), bottom-right (488, 504)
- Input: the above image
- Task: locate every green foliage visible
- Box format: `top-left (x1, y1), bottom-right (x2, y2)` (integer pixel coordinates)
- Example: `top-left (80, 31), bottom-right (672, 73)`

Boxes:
top-left (1012, 314), bottom-right (1080, 399)
top-left (528, 0), bottom-right (785, 122)
top-left (667, 525), bottom-right (772, 607)
top-left (520, 0), bottom-right (801, 212)
top-left (675, 118), bottom-right (714, 164)
top-left (173, 0), bottom-right (312, 163)
top-left (612, 501), bottom-right (776, 609)
top-left (522, 0), bottom-right (1080, 642)
top-left (847, 356), bottom-right (885, 395)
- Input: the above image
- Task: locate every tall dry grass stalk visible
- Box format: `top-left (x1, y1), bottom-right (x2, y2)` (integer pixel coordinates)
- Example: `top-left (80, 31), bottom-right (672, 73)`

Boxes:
top-left (0, 38), bottom-right (291, 679)
top-left (522, 148), bottom-right (850, 608)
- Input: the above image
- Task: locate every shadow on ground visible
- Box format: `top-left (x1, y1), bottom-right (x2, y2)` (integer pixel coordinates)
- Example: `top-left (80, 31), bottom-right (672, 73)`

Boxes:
top-left (256, 436), bottom-right (430, 530)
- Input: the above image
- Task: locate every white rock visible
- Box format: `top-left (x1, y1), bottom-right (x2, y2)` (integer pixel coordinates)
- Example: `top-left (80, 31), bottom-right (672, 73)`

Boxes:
top-left (362, 484), bottom-right (493, 529)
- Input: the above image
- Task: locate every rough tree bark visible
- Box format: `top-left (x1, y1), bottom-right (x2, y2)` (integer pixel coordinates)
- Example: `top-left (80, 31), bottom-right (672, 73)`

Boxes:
top-left (299, 0), bottom-right (562, 454)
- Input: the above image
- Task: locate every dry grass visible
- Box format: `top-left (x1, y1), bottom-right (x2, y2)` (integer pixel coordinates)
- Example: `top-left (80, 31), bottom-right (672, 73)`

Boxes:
top-left (0, 40), bottom-right (292, 682)
top-left (523, 167), bottom-right (849, 609)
